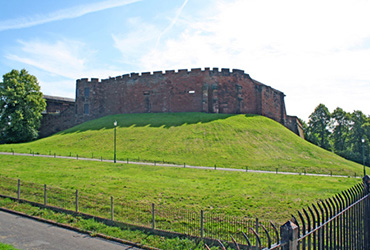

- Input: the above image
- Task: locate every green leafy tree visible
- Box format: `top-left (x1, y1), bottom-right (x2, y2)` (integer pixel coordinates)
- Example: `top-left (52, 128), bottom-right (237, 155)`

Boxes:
top-left (0, 69), bottom-right (46, 143)
top-left (347, 110), bottom-right (369, 162)
top-left (307, 104), bottom-right (332, 150)
top-left (331, 107), bottom-right (350, 153)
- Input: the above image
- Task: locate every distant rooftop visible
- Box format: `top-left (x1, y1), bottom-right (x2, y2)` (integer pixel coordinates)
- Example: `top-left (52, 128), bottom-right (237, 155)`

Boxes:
top-left (43, 95), bottom-right (75, 103)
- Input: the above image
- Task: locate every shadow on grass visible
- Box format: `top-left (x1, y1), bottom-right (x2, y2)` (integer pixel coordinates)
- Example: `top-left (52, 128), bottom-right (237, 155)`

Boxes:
top-left (58, 112), bottom-right (260, 134)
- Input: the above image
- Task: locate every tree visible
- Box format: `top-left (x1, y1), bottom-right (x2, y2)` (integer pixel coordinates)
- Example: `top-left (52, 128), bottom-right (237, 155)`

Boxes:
top-left (0, 69), bottom-right (46, 143)
top-left (307, 104), bottom-right (332, 150)
top-left (331, 107), bottom-right (350, 153)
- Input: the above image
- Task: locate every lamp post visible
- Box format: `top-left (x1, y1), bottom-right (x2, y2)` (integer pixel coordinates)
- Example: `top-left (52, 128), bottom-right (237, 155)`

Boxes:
top-left (114, 120), bottom-right (117, 163)
top-left (362, 138), bottom-right (365, 176)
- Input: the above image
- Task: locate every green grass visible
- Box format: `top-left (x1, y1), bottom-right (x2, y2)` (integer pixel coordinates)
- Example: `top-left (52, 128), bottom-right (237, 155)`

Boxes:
top-left (0, 198), bottom-right (216, 250)
top-left (0, 154), bottom-right (360, 223)
top-left (0, 242), bottom-right (18, 250)
top-left (0, 112), bottom-right (363, 176)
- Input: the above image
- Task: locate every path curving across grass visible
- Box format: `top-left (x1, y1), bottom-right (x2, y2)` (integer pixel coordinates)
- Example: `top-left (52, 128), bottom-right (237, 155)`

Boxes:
top-left (0, 113), bottom-right (363, 176)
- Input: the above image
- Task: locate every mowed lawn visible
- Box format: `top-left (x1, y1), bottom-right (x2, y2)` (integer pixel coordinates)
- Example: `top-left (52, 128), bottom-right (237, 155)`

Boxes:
top-left (0, 154), bottom-right (360, 223)
top-left (0, 113), bottom-right (363, 176)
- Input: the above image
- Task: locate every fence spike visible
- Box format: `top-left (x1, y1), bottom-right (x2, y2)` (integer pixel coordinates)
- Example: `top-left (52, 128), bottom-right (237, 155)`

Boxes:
top-left (332, 195), bottom-right (341, 214)
top-left (291, 214), bottom-right (300, 238)
top-left (348, 188), bottom-right (356, 204)
top-left (297, 210), bottom-right (306, 236)
top-left (270, 221), bottom-right (280, 244)
top-left (343, 190), bottom-right (351, 205)
top-left (312, 204), bottom-right (321, 226)
top-left (308, 206), bottom-right (316, 230)
top-left (303, 208), bottom-right (311, 232)
top-left (242, 231), bottom-right (252, 249)
top-left (204, 243), bottom-right (211, 250)
top-left (230, 235), bottom-right (240, 250)
top-left (249, 227), bottom-right (261, 249)
top-left (337, 193), bottom-right (346, 211)
top-left (216, 239), bottom-right (226, 250)
top-left (260, 223), bottom-right (272, 249)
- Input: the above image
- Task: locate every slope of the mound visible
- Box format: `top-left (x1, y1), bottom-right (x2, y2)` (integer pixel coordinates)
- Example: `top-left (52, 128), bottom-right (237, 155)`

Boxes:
top-left (0, 112), bottom-right (362, 175)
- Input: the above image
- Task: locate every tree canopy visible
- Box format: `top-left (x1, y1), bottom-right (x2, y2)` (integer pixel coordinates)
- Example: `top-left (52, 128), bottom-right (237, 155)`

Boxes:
top-left (0, 69), bottom-right (46, 143)
top-left (303, 104), bottom-right (370, 166)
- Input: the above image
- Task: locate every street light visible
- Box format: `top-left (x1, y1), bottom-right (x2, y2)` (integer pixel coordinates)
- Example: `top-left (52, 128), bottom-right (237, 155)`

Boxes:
top-left (114, 120), bottom-right (117, 163)
top-left (362, 138), bottom-right (365, 176)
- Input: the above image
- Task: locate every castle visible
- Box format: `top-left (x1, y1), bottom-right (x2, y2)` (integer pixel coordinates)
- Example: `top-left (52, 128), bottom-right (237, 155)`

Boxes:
top-left (40, 68), bottom-right (303, 137)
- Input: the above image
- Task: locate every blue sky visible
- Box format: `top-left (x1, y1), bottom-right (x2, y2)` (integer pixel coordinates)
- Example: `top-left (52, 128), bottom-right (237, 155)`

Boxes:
top-left (1, 0), bottom-right (370, 121)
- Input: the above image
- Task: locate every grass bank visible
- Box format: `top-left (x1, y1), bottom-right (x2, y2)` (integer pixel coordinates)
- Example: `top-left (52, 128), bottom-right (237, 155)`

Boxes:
top-left (0, 113), bottom-right (363, 175)
top-left (0, 155), bottom-right (360, 223)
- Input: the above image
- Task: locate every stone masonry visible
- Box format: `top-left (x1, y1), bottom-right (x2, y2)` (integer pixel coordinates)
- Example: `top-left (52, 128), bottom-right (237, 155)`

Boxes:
top-left (39, 68), bottom-right (304, 138)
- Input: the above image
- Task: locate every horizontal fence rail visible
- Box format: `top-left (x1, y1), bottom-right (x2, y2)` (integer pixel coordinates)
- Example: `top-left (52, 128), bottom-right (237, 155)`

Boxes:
top-left (0, 175), bottom-right (277, 248)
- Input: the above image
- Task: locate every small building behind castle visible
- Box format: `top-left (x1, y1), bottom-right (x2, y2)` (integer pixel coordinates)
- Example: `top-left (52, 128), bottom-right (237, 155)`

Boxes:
top-left (40, 68), bottom-right (303, 138)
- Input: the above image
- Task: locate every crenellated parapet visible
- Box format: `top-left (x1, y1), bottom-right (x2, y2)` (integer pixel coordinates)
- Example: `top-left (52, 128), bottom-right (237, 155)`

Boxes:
top-left (77, 67), bottom-right (249, 84)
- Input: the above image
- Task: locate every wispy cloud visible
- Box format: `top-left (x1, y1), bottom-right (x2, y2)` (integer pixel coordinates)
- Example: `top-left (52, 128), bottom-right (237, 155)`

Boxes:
top-left (155, 0), bottom-right (189, 48)
top-left (136, 0), bottom-right (370, 119)
top-left (0, 0), bottom-right (141, 32)
top-left (6, 39), bottom-right (123, 80)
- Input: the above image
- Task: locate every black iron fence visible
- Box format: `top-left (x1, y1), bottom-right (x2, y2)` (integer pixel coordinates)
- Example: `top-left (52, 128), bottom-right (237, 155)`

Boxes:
top-left (209, 176), bottom-right (370, 250)
top-left (0, 175), bottom-right (277, 248)
top-left (2, 174), bottom-right (370, 249)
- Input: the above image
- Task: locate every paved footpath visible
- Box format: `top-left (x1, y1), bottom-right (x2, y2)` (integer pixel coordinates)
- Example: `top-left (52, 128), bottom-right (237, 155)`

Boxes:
top-left (0, 151), bottom-right (359, 179)
top-left (0, 210), bottom-right (142, 250)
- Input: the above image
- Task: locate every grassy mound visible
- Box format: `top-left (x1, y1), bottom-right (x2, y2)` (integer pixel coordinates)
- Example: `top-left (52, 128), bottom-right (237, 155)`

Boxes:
top-left (0, 112), bottom-right (362, 175)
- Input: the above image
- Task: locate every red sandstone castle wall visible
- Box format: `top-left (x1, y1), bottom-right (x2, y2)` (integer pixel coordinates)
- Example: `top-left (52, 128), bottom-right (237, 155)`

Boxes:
top-left (75, 68), bottom-right (287, 125)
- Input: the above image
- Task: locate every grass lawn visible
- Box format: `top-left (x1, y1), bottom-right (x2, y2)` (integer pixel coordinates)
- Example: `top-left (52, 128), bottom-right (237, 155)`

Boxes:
top-left (0, 113), bottom-right (362, 176)
top-left (0, 154), bottom-right (360, 223)
top-left (0, 242), bottom-right (18, 250)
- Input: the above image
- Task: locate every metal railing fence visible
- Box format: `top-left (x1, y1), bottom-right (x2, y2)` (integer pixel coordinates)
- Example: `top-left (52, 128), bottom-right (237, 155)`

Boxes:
top-left (0, 175), bottom-right (276, 248)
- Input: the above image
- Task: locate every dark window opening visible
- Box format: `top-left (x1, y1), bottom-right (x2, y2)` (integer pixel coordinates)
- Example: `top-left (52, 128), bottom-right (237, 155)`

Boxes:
top-left (84, 87), bottom-right (90, 97)
top-left (84, 104), bottom-right (89, 114)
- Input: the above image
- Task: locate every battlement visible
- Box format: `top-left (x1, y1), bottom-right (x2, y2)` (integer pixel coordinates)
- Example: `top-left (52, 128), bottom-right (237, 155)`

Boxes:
top-left (76, 67), bottom-right (247, 84)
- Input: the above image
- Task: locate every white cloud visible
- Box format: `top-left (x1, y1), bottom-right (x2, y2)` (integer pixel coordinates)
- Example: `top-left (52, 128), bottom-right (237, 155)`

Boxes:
top-left (0, 0), bottom-right (141, 32)
top-left (132, 0), bottom-right (370, 119)
top-left (6, 39), bottom-right (88, 79)
top-left (5, 39), bottom-right (125, 96)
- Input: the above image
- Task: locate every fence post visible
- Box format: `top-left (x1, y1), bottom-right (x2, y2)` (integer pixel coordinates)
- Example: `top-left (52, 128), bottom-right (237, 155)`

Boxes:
top-left (256, 217), bottom-right (259, 234)
top-left (111, 196), bottom-right (114, 221)
top-left (17, 179), bottom-right (20, 199)
top-left (44, 184), bottom-right (47, 206)
top-left (75, 190), bottom-right (79, 213)
top-left (200, 209), bottom-right (204, 239)
top-left (152, 203), bottom-right (155, 230)
top-left (280, 220), bottom-right (299, 250)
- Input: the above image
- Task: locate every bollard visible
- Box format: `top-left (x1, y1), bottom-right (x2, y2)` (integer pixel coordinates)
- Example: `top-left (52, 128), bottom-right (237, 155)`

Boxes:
top-left (276, 168), bottom-right (278, 174)
top-left (246, 166), bottom-right (248, 172)
top-left (44, 184), bottom-right (47, 206)
top-left (77, 154), bottom-right (78, 160)
top-left (184, 163), bottom-right (186, 168)
top-left (92, 153), bottom-right (94, 159)
top-left (101, 156), bottom-right (103, 161)
top-left (200, 210), bottom-right (204, 239)
top-left (127, 158), bottom-right (129, 164)
top-left (214, 164), bottom-right (216, 170)
top-left (75, 190), bottom-right (79, 212)
top-left (54, 153), bottom-right (56, 158)
top-left (17, 179), bottom-right (20, 199)
top-left (111, 196), bottom-right (114, 221)
top-left (152, 203), bottom-right (155, 229)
